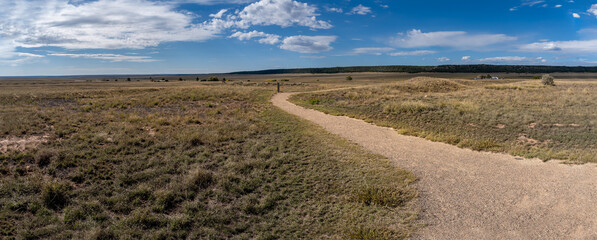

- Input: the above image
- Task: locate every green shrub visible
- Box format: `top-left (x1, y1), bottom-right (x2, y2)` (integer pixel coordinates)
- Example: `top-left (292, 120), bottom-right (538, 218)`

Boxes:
top-left (346, 76), bottom-right (353, 81)
top-left (208, 76), bottom-right (219, 82)
top-left (308, 99), bottom-right (320, 105)
top-left (541, 74), bottom-right (555, 86)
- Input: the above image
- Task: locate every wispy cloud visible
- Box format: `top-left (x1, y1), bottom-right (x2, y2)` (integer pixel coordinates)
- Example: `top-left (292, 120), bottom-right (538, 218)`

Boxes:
top-left (351, 47), bottom-right (395, 55)
top-left (479, 56), bottom-right (530, 62)
top-left (520, 39), bottom-right (597, 53)
top-left (389, 50), bottom-right (436, 56)
top-left (510, 0), bottom-right (546, 11)
top-left (391, 29), bottom-right (516, 49)
top-left (589, 4), bottom-right (597, 17)
top-left (349, 4), bottom-right (372, 15)
top-left (49, 53), bottom-right (157, 62)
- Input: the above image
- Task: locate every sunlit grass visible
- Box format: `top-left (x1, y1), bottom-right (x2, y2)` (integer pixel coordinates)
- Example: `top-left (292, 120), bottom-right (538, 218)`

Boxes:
top-left (291, 78), bottom-right (597, 163)
top-left (0, 81), bottom-right (417, 239)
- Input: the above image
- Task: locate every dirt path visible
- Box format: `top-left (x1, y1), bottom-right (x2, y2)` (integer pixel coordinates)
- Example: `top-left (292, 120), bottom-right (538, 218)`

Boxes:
top-left (272, 92), bottom-right (597, 239)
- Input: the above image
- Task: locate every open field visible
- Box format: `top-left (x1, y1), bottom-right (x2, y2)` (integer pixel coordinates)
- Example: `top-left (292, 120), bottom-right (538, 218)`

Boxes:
top-left (2, 72), bottom-right (596, 239)
top-left (0, 80), bottom-right (417, 239)
top-left (290, 76), bottom-right (597, 163)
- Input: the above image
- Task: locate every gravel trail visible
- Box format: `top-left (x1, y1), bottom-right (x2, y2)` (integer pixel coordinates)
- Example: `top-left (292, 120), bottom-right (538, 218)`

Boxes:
top-left (272, 92), bottom-right (597, 239)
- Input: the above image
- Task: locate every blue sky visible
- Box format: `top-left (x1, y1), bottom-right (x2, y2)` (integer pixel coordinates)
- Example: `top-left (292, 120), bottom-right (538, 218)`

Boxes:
top-left (1, 0), bottom-right (596, 76)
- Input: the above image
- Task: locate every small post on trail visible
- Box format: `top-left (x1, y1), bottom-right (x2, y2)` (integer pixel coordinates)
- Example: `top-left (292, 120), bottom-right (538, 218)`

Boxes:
top-left (277, 82), bottom-right (280, 93)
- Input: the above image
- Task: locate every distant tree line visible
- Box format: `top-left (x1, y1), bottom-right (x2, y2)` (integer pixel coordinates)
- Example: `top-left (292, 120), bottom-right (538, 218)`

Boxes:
top-left (230, 65), bottom-right (597, 74)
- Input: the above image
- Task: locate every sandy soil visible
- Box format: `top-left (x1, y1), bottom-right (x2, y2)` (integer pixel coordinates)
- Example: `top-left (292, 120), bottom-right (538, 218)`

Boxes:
top-left (272, 92), bottom-right (597, 239)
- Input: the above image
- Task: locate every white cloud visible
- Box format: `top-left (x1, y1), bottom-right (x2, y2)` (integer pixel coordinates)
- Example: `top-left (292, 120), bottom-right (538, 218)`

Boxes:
top-left (388, 50), bottom-right (436, 56)
top-left (49, 53), bottom-right (157, 62)
top-left (573, 13), bottom-right (581, 18)
top-left (0, 0), bottom-right (343, 65)
top-left (520, 39), bottom-right (597, 53)
top-left (524, 0), bottom-right (545, 7)
top-left (351, 47), bottom-right (394, 55)
top-left (555, 4), bottom-right (562, 8)
top-left (437, 57), bottom-right (450, 62)
top-left (461, 56), bottom-right (471, 61)
top-left (589, 4), bottom-right (597, 17)
top-left (0, 0), bottom-right (226, 52)
top-left (229, 30), bottom-right (280, 44)
top-left (509, 0), bottom-right (546, 11)
top-left (326, 7), bottom-right (343, 13)
top-left (391, 29), bottom-right (517, 49)
top-left (237, 0), bottom-right (332, 29)
top-left (175, 0), bottom-right (254, 4)
top-left (349, 4), bottom-right (372, 15)
top-left (279, 35), bottom-right (337, 53)
top-left (479, 56), bottom-right (529, 62)
top-left (210, 9), bottom-right (228, 18)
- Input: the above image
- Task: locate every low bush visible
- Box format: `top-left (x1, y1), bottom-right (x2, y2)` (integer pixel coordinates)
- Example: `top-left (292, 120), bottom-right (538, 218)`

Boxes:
top-left (541, 74), bottom-right (555, 86)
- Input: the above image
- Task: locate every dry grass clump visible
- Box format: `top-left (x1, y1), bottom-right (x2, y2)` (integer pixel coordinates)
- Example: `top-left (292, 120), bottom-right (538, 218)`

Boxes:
top-left (384, 101), bottom-right (435, 114)
top-left (397, 77), bottom-right (468, 92)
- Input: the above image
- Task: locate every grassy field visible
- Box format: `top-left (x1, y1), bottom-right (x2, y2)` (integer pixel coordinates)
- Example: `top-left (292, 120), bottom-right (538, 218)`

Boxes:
top-left (0, 80), bottom-right (417, 239)
top-left (291, 77), bottom-right (597, 163)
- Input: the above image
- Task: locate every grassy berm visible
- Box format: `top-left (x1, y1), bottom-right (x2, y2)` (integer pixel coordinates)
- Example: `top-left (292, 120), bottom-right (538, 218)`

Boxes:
top-left (0, 82), bottom-right (416, 239)
top-left (291, 77), bottom-right (597, 163)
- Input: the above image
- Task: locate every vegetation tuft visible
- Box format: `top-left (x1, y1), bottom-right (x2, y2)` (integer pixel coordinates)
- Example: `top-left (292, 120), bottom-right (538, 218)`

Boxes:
top-left (542, 74), bottom-right (555, 86)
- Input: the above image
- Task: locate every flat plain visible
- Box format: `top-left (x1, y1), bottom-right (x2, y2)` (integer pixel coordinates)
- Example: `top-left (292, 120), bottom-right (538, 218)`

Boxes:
top-left (0, 78), bottom-right (417, 239)
top-left (1, 72), bottom-right (596, 239)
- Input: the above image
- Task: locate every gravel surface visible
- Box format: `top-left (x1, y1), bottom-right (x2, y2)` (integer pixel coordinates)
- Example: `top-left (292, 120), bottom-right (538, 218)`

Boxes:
top-left (272, 92), bottom-right (597, 239)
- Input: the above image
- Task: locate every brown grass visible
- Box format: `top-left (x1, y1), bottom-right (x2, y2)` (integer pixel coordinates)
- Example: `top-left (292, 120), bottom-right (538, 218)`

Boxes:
top-left (291, 78), bottom-right (597, 163)
top-left (0, 80), bottom-right (417, 239)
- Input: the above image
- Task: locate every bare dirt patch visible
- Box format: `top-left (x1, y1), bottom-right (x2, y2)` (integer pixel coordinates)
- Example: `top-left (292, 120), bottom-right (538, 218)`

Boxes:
top-left (0, 134), bottom-right (50, 154)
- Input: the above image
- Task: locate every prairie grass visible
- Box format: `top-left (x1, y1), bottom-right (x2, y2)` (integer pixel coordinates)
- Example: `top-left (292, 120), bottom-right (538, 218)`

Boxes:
top-left (291, 78), bottom-right (597, 163)
top-left (0, 81), bottom-right (417, 239)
